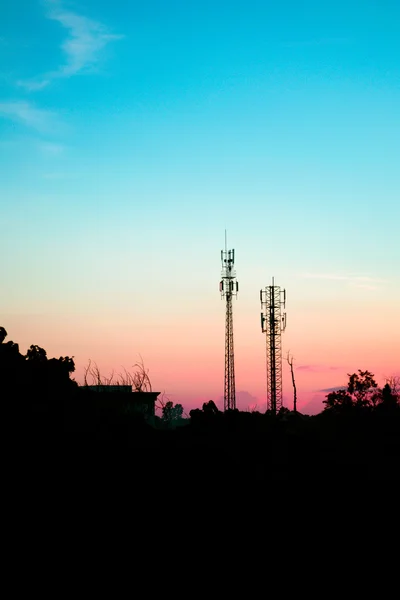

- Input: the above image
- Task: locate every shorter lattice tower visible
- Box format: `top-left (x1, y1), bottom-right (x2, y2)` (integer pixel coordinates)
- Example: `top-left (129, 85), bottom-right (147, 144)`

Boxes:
top-left (260, 278), bottom-right (287, 413)
top-left (220, 233), bottom-right (238, 411)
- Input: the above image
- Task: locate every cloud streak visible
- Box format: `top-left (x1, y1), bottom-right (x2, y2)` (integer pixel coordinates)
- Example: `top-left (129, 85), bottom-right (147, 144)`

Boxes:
top-left (299, 273), bottom-right (385, 290)
top-left (281, 37), bottom-right (352, 49)
top-left (49, 4), bottom-right (124, 77)
top-left (296, 365), bottom-right (343, 373)
top-left (37, 141), bottom-right (65, 155)
top-left (18, 79), bottom-right (50, 91)
top-left (300, 273), bottom-right (386, 282)
top-left (0, 101), bottom-right (61, 133)
top-left (19, 1), bottom-right (123, 90)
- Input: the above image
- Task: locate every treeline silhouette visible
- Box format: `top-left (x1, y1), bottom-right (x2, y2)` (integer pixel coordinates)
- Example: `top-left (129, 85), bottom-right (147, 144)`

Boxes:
top-left (2, 327), bottom-right (399, 496)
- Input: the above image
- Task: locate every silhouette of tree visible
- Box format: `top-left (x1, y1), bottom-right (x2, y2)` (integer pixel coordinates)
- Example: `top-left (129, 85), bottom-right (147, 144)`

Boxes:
top-left (202, 400), bottom-right (219, 415)
top-left (0, 327), bottom-right (76, 403)
top-left (162, 401), bottom-right (184, 424)
top-left (378, 383), bottom-right (399, 411)
top-left (323, 388), bottom-right (353, 411)
top-left (347, 370), bottom-right (378, 407)
top-left (384, 376), bottom-right (400, 399)
top-left (189, 408), bottom-right (202, 420)
top-left (189, 401), bottom-right (220, 426)
top-left (0, 327), bottom-right (20, 355)
top-left (277, 406), bottom-right (291, 418)
top-left (323, 370), bottom-right (379, 411)
top-left (57, 356), bottom-right (75, 375)
top-left (26, 345), bottom-right (47, 362)
top-left (0, 328), bottom-right (24, 396)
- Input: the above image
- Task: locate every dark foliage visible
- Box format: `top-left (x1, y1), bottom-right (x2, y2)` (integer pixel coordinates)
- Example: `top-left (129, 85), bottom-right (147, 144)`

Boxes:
top-left (2, 327), bottom-right (399, 509)
top-left (323, 370), bottom-right (400, 413)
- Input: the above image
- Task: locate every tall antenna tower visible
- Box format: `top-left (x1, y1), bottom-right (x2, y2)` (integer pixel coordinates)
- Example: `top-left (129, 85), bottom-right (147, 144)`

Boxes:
top-left (220, 232), bottom-right (238, 411)
top-left (260, 278), bottom-right (287, 414)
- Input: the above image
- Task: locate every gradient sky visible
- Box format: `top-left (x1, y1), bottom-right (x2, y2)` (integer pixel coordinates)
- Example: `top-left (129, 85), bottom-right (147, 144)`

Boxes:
top-left (1, 0), bottom-right (399, 414)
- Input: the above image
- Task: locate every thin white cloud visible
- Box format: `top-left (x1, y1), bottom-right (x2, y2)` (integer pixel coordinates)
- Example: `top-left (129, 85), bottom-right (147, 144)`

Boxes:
top-left (51, 9), bottom-right (124, 76)
top-left (299, 273), bottom-right (386, 284)
top-left (281, 37), bottom-right (352, 49)
top-left (348, 282), bottom-right (379, 291)
top-left (43, 172), bottom-right (68, 179)
top-left (37, 141), bottom-right (65, 155)
top-left (0, 101), bottom-right (60, 133)
top-left (18, 79), bottom-right (50, 91)
top-left (297, 365), bottom-right (343, 373)
top-left (19, 1), bottom-right (123, 90)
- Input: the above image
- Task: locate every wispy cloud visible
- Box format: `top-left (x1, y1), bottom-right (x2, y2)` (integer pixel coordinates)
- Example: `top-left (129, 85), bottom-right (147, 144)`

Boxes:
top-left (19, 1), bottom-right (123, 90)
top-left (37, 141), bottom-right (65, 155)
top-left (299, 273), bottom-right (385, 290)
top-left (50, 6), bottom-right (124, 76)
top-left (297, 365), bottom-right (343, 373)
top-left (281, 37), bottom-right (352, 49)
top-left (300, 273), bottom-right (386, 282)
top-left (18, 79), bottom-right (50, 91)
top-left (0, 101), bottom-right (61, 133)
top-left (42, 172), bottom-right (70, 179)
top-left (348, 282), bottom-right (380, 291)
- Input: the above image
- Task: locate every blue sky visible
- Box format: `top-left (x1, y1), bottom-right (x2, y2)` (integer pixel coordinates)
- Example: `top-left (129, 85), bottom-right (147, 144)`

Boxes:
top-left (1, 0), bottom-right (399, 412)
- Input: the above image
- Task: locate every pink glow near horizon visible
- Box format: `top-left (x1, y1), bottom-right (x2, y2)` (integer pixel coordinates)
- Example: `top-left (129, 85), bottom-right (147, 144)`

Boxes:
top-left (3, 300), bottom-right (399, 416)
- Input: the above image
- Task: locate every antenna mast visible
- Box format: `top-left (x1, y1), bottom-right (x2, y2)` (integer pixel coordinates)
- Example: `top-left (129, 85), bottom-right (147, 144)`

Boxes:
top-left (220, 232), bottom-right (238, 411)
top-left (260, 278), bottom-right (286, 413)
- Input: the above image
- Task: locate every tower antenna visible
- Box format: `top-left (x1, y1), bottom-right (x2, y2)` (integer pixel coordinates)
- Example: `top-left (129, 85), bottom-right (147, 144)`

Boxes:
top-left (220, 233), bottom-right (238, 411)
top-left (260, 278), bottom-right (287, 414)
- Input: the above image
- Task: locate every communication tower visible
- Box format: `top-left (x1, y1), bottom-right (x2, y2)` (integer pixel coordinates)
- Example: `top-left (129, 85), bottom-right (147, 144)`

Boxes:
top-left (220, 233), bottom-right (238, 411)
top-left (260, 278), bottom-right (286, 413)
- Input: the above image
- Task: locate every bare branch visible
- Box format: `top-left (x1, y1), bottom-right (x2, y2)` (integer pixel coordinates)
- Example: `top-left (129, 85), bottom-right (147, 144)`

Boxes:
top-left (83, 355), bottom-right (153, 392)
top-left (132, 355), bottom-right (152, 392)
top-left (286, 350), bottom-right (297, 413)
top-left (90, 361), bottom-right (102, 386)
top-left (156, 390), bottom-right (169, 410)
top-left (103, 369), bottom-right (115, 385)
top-left (83, 358), bottom-right (91, 386)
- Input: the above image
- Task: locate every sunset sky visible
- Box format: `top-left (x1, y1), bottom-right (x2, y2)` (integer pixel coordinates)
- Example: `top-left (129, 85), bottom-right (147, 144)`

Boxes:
top-left (1, 0), bottom-right (399, 414)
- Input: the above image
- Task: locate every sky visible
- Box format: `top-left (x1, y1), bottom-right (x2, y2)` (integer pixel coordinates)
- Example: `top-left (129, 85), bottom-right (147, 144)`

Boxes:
top-left (1, 0), bottom-right (399, 414)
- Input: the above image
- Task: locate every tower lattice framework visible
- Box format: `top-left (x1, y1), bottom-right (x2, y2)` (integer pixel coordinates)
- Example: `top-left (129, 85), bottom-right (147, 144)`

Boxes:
top-left (260, 279), bottom-right (286, 413)
top-left (220, 238), bottom-right (238, 411)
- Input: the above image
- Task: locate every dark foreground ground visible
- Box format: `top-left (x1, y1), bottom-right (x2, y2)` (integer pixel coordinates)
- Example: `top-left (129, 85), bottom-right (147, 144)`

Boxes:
top-left (14, 393), bottom-right (400, 512)
top-left (61, 396), bottom-right (400, 500)
top-left (8, 395), bottom-right (397, 561)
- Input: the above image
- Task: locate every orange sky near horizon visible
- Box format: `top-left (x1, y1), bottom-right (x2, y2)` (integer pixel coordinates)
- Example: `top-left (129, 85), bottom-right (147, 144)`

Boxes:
top-left (3, 295), bottom-right (399, 415)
